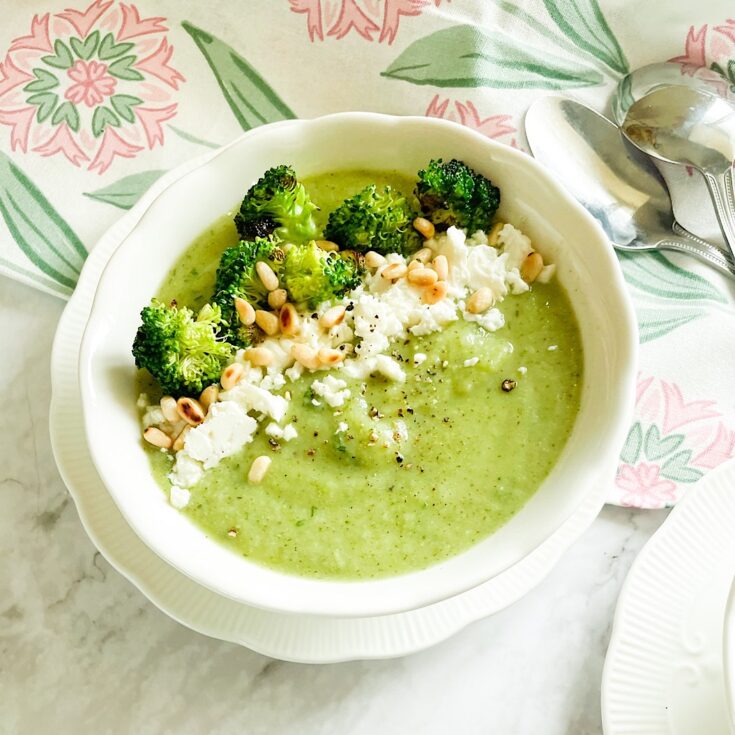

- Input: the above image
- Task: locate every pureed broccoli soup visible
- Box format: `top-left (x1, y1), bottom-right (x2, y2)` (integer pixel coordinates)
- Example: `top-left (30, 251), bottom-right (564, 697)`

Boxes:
top-left (135, 165), bottom-right (583, 580)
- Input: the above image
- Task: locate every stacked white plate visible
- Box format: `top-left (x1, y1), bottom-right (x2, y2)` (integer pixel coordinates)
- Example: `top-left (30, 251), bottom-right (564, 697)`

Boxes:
top-left (602, 459), bottom-right (735, 734)
top-left (50, 135), bottom-right (616, 663)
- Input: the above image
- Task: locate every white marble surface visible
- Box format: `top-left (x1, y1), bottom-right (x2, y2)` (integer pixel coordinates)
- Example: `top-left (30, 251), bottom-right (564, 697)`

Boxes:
top-left (0, 277), bottom-right (668, 735)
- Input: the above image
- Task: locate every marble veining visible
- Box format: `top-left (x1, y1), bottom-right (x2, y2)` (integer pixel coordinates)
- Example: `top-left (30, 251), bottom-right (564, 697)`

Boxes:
top-left (0, 278), bottom-right (667, 735)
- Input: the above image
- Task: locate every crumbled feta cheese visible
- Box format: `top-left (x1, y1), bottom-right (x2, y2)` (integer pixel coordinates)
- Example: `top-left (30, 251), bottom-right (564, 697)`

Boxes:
top-left (282, 424), bottom-right (298, 441)
top-left (498, 223), bottom-right (534, 269)
top-left (548, 345), bottom-right (558, 351)
top-left (413, 353), bottom-right (427, 365)
top-left (169, 486), bottom-right (191, 509)
top-left (463, 357), bottom-right (479, 367)
top-left (311, 398), bottom-right (321, 406)
top-left (336, 421), bottom-right (348, 434)
top-left (183, 401), bottom-right (257, 470)
top-left (312, 375), bottom-right (351, 407)
top-left (265, 423), bottom-right (284, 438)
top-left (168, 452), bottom-right (204, 489)
top-left (464, 307), bottom-right (505, 332)
top-left (221, 381), bottom-right (288, 422)
top-left (536, 263), bottom-right (556, 284)
top-left (142, 405), bottom-right (165, 429)
top-left (518, 366), bottom-right (528, 375)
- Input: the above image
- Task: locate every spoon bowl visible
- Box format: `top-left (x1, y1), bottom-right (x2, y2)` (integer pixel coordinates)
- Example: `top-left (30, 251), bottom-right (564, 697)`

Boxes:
top-left (525, 96), bottom-right (735, 278)
top-left (622, 85), bottom-right (735, 259)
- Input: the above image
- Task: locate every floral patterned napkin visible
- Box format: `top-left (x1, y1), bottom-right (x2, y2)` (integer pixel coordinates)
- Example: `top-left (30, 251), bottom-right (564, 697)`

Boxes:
top-left (1, 0), bottom-right (733, 508)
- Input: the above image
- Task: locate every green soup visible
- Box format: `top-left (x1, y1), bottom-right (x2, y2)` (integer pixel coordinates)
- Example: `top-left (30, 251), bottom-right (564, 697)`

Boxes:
top-left (142, 170), bottom-right (583, 580)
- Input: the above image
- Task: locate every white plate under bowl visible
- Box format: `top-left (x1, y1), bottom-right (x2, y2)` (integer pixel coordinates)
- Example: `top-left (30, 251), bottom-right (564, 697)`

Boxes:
top-left (50, 151), bottom-right (610, 663)
top-left (77, 112), bottom-right (638, 618)
top-left (602, 459), bottom-right (735, 735)
top-left (725, 580), bottom-right (735, 732)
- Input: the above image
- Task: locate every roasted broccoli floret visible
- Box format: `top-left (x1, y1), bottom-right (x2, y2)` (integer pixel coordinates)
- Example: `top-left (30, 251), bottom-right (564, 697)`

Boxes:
top-left (212, 238), bottom-right (285, 345)
top-left (282, 241), bottom-right (363, 308)
top-left (132, 299), bottom-right (234, 397)
top-left (324, 184), bottom-right (421, 256)
top-left (234, 165), bottom-right (320, 244)
top-left (415, 158), bottom-right (500, 233)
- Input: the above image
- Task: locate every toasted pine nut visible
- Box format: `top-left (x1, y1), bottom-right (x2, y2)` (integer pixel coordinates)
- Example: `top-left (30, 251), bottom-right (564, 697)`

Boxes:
top-left (291, 343), bottom-right (319, 370)
top-left (316, 239), bottom-right (339, 252)
top-left (221, 363), bottom-right (245, 391)
top-left (279, 302), bottom-right (301, 336)
top-left (364, 251), bottom-right (386, 269)
top-left (248, 455), bottom-right (272, 483)
top-left (422, 280), bottom-right (448, 305)
top-left (244, 346), bottom-right (274, 367)
top-left (408, 267), bottom-right (438, 287)
top-left (413, 217), bottom-right (435, 239)
top-left (381, 262), bottom-right (407, 281)
top-left (143, 426), bottom-right (172, 449)
top-left (433, 254), bottom-right (448, 281)
top-left (199, 384), bottom-right (219, 411)
top-left (268, 288), bottom-right (287, 310)
top-left (176, 397), bottom-right (205, 426)
top-left (255, 261), bottom-right (279, 291)
top-left (318, 348), bottom-right (344, 366)
top-left (234, 297), bottom-right (255, 325)
top-left (172, 426), bottom-right (190, 452)
top-left (255, 310), bottom-right (279, 336)
top-left (487, 222), bottom-right (504, 247)
top-left (413, 247), bottom-right (433, 263)
top-left (160, 395), bottom-right (179, 423)
top-left (467, 287), bottom-right (494, 314)
top-left (521, 252), bottom-right (544, 283)
top-left (407, 259), bottom-right (422, 272)
top-left (320, 305), bottom-right (346, 329)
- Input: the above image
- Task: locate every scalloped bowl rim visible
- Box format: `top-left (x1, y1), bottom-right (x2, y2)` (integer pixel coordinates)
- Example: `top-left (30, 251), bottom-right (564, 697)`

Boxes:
top-left (78, 112), bottom-right (638, 617)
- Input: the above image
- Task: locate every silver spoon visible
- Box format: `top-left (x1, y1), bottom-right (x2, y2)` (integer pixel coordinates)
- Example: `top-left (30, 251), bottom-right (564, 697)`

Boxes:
top-left (612, 62), bottom-right (731, 252)
top-left (621, 85), bottom-right (735, 261)
top-left (524, 96), bottom-right (735, 279)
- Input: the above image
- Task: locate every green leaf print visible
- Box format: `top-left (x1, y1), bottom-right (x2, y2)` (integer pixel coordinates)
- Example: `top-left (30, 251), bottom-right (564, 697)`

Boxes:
top-left (42, 39), bottom-right (74, 69)
top-left (643, 425), bottom-right (684, 461)
top-left (23, 69), bottom-right (59, 93)
top-left (618, 251), bottom-right (726, 303)
top-left (92, 106), bottom-right (120, 137)
top-left (542, 0), bottom-right (629, 75)
top-left (181, 21), bottom-right (296, 130)
top-left (52, 101), bottom-right (80, 132)
top-left (84, 170), bottom-right (166, 210)
top-left (0, 152), bottom-right (87, 292)
top-left (27, 92), bottom-right (58, 123)
top-left (620, 421), bottom-right (643, 464)
top-left (636, 308), bottom-right (705, 343)
top-left (108, 55), bottom-right (144, 81)
top-left (660, 450), bottom-right (704, 483)
top-left (110, 94), bottom-right (143, 123)
top-left (98, 33), bottom-right (134, 60)
top-left (70, 31), bottom-right (100, 61)
top-left (381, 25), bottom-right (603, 90)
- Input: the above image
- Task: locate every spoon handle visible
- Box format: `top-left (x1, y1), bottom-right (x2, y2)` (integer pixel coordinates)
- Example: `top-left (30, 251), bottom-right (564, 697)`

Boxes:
top-left (658, 235), bottom-right (735, 281)
top-left (702, 166), bottom-right (735, 261)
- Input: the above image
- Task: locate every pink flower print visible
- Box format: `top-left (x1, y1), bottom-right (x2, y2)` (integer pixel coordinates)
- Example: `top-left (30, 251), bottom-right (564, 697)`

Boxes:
top-left (425, 95), bottom-right (518, 146)
top-left (670, 25), bottom-right (707, 74)
top-left (65, 59), bottom-right (116, 107)
top-left (57, 0), bottom-right (113, 38)
top-left (670, 21), bottom-right (735, 97)
top-left (117, 3), bottom-right (168, 41)
top-left (615, 463), bottom-right (677, 508)
top-left (660, 380), bottom-right (720, 434)
top-left (691, 423), bottom-right (735, 469)
top-left (380, 0), bottom-right (428, 45)
top-left (328, 0), bottom-right (380, 41)
top-left (291, 0), bottom-right (445, 44)
top-left (0, 0), bottom-right (184, 173)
